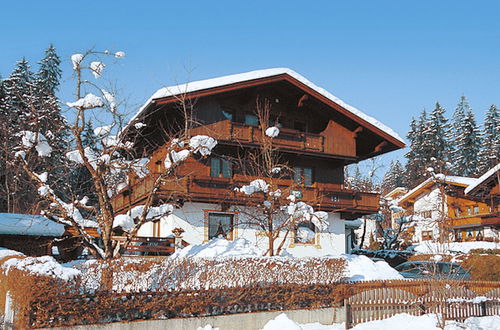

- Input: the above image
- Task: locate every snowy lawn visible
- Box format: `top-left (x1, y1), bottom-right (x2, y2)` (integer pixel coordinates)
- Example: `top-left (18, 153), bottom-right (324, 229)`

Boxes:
top-left (220, 313), bottom-right (500, 330)
top-left (413, 241), bottom-right (500, 254)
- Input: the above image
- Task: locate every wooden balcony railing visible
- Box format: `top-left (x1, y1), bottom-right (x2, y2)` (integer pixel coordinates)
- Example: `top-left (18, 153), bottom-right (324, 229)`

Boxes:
top-left (189, 121), bottom-right (327, 153)
top-left (112, 236), bottom-right (189, 256)
top-left (112, 174), bottom-right (379, 216)
top-left (449, 212), bottom-right (500, 228)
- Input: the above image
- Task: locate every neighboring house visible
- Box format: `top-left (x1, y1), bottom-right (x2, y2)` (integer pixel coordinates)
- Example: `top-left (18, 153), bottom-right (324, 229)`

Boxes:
top-left (385, 187), bottom-right (408, 228)
top-left (462, 163), bottom-right (500, 240)
top-left (112, 68), bottom-right (405, 256)
top-left (0, 213), bottom-right (100, 260)
top-left (397, 174), bottom-right (498, 243)
top-left (0, 213), bottom-right (64, 257)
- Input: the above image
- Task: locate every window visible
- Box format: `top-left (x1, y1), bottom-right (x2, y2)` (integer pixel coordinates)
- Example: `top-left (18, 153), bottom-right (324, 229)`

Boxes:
top-left (454, 208), bottom-right (461, 217)
top-left (294, 221), bottom-right (316, 244)
top-left (244, 114), bottom-right (259, 126)
top-left (422, 230), bottom-right (433, 241)
top-left (421, 210), bottom-right (432, 219)
top-left (222, 110), bottom-right (233, 121)
top-left (467, 207), bottom-right (472, 216)
top-left (210, 157), bottom-right (232, 178)
top-left (207, 213), bottom-right (234, 240)
top-left (293, 167), bottom-right (313, 187)
top-left (473, 205), bottom-right (480, 214)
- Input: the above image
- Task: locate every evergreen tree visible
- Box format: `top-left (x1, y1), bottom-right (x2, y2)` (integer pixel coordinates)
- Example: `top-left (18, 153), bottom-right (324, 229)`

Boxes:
top-left (450, 96), bottom-right (482, 177)
top-left (405, 110), bottom-right (429, 187)
top-left (381, 160), bottom-right (406, 193)
top-left (478, 105), bottom-right (500, 173)
top-left (426, 102), bottom-right (451, 164)
top-left (37, 44), bottom-right (62, 94)
top-left (0, 59), bottom-right (37, 212)
top-left (0, 46), bottom-right (69, 213)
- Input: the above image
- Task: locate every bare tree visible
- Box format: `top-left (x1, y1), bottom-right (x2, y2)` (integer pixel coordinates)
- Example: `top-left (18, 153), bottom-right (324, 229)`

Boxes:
top-left (234, 98), bottom-right (328, 256)
top-left (14, 49), bottom-right (217, 259)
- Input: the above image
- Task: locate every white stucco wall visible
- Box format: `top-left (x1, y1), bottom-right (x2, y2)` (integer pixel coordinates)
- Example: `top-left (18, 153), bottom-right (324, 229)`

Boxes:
top-left (137, 202), bottom-right (347, 256)
top-left (411, 187), bottom-right (446, 243)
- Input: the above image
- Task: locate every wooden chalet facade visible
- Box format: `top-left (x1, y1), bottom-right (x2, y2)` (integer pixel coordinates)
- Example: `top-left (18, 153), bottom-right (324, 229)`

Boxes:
top-left (462, 164), bottom-right (500, 239)
top-left (397, 173), bottom-right (499, 243)
top-left (112, 68), bottom-right (405, 256)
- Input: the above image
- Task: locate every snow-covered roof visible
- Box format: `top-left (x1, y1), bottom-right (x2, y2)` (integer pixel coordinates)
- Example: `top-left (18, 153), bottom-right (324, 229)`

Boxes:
top-left (398, 175), bottom-right (478, 204)
top-left (0, 213), bottom-right (65, 237)
top-left (465, 163), bottom-right (500, 195)
top-left (384, 187), bottom-right (408, 199)
top-left (128, 68), bottom-right (404, 143)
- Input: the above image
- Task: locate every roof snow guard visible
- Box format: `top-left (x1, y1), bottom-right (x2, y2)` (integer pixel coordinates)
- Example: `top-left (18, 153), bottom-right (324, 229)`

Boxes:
top-left (127, 68), bottom-right (405, 146)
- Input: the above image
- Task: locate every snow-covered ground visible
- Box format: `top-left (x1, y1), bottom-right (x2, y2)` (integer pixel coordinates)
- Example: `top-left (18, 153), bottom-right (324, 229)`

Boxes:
top-left (199, 313), bottom-right (500, 330)
top-left (0, 237), bottom-right (402, 290)
top-left (413, 241), bottom-right (500, 254)
top-left (172, 238), bottom-right (402, 281)
top-left (341, 254), bottom-right (402, 281)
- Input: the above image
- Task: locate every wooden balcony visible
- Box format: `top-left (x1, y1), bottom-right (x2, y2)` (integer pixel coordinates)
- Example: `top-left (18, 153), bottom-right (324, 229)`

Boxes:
top-left (189, 120), bottom-right (356, 158)
top-left (112, 174), bottom-right (379, 218)
top-left (448, 212), bottom-right (500, 229)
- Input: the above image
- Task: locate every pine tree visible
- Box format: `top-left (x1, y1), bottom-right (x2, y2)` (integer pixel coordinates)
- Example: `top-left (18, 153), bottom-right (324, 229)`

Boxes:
top-left (478, 105), bottom-right (500, 173)
top-left (0, 47), bottom-right (69, 213)
top-left (426, 102), bottom-right (451, 164)
top-left (450, 96), bottom-right (482, 177)
top-left (382, 160), bottom-right (406, 193)
top-left (37, 44), bottom-right (62, 94)
top-left (0, 59), bottom-right (37, 212)
top-left (405, 110), bottom-right (430, 187)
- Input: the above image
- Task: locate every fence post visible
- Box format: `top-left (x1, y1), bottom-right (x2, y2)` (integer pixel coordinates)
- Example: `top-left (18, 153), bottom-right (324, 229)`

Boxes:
top-left (3, 291), bottom-right (14, 329)
top-left (345, 299), bottom-right (351, 329)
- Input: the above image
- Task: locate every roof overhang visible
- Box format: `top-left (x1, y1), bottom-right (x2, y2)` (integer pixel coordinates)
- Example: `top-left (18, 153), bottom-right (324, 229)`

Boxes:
top-left (123, 68), bottom-right (405, 153)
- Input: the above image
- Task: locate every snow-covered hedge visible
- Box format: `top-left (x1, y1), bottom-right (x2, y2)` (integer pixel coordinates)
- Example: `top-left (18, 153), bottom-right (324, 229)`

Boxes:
top-left (75, 256), bottom-right (346, 292)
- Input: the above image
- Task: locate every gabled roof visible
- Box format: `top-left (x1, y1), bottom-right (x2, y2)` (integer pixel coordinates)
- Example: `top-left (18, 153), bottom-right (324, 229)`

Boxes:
top-left (465, 163), bottom-right (500, 195)
top-left (127, 68), bottom-right (405, 147)
top-left (384, 187), bottom-right (408, 200)
top-left (398, 175), bottom-right (478, 205)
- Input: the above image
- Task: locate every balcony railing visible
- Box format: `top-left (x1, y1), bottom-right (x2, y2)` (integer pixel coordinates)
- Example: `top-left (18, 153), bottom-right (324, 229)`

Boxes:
top-left (112, 174), bottom-right (379, 216)
top-left (449, 211), bottom-right (500, 228)
top-left (189, 121), bottom-right (331, 154)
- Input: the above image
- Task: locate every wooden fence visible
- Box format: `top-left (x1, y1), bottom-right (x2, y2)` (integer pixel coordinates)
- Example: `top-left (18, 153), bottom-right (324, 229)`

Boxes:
top-left (345, 284), bottom-right (500, 328)
top-left (5, 279), bottom-right (500, 329)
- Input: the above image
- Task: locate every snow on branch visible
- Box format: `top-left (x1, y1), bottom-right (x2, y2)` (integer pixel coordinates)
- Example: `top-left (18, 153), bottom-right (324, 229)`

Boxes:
top-left (237, 179), bottom-right (269, 195)
top-left (66, 93), bottom-right (104, 110)
top-left (17, 131), bottom-right (52, 157)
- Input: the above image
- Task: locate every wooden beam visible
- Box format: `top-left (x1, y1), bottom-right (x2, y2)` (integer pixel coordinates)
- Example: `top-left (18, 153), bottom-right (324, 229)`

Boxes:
top-left (297, 94), bottom-right (309, 107)
top-left (353, 126), bottom-right (364, 138)
top-left (374, 141), bottom-right (388, 153)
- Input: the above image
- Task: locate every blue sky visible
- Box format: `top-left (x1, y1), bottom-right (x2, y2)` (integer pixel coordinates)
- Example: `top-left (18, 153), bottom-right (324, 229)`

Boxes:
top-left (2, 1), bottom-right (499, 177)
